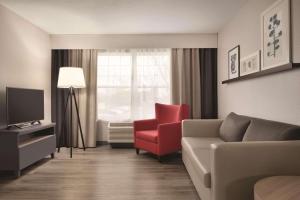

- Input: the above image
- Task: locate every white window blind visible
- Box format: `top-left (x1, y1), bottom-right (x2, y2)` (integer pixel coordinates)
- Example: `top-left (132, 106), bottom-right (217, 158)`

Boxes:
top-left (97, 49), bottom-right (171, 122)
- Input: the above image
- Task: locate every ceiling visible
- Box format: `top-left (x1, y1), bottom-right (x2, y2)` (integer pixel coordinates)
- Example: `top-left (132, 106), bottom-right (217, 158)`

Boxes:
top-left (0, 0), bottom-right (248, 34)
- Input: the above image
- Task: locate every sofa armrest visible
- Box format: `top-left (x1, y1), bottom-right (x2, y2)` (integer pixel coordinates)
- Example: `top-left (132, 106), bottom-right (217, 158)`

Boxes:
top-left (133, 119), bottom-right (158, 132)
top-left (210, 141), bottom-right (300, 200)
top-left (182, 119), bottom-right (223, 138)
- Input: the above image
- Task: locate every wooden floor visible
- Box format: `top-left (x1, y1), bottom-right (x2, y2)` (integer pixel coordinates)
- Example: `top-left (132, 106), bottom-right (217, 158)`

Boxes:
top-left (0, 146), bottom-right (200, 200)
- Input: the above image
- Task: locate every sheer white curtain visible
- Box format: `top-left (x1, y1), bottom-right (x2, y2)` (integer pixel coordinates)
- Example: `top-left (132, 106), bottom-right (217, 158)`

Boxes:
top-left (97, 49), bottom-right (171, 122)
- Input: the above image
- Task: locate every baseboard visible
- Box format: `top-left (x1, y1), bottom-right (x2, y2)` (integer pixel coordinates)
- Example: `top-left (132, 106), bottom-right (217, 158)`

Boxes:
top-left (96, 141), bottom-right (134, 148)
top-left (96, 141), bottom-right (109, 146)
top-left (110, 143), bottom-right (134, 148)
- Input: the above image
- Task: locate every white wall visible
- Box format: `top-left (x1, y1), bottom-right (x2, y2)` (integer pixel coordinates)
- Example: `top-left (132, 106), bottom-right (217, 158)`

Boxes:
top-left (0, 5), bottom-right (51, 128)
top-left (50, 34), bottom-right (218, 49)
top-left (292, 0), bottom-right (300, 63)
top-left (218, 0), bottom-right (300, 125)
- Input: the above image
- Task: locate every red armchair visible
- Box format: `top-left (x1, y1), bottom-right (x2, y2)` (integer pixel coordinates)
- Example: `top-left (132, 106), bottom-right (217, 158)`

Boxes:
top-left (133, 103), bottom-right (189, 160)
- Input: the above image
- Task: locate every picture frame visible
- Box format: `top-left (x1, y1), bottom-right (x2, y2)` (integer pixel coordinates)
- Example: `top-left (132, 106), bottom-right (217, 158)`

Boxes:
top-left (228, 45), bottom-right (240, 79)
top-left (240, 50), bottom-right (261, 76)
top-left (261, 0), bottom-right (291, 70)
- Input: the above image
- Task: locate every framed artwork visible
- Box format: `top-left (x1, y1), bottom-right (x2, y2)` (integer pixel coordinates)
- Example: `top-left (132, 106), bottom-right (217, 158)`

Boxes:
top-left (240, 50), bottom-right (261, 76)
top-left (228, 45), bottom-right (240, 79)
top-left (261, 0), bottom-right (291, 70)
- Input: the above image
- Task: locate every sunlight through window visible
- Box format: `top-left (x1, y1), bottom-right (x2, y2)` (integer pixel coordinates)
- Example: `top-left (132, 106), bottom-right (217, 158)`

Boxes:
top-left (97, 49), bottom-right (171, 122)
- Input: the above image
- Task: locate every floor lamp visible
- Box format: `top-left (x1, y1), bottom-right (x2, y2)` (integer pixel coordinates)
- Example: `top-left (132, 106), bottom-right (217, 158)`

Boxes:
top-left (57, 67), bottom-right (86, 158)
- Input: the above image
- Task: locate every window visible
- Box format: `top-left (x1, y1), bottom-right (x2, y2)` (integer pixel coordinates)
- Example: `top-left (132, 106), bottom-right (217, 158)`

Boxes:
top-left (97, 49), bottom-right (171, 122)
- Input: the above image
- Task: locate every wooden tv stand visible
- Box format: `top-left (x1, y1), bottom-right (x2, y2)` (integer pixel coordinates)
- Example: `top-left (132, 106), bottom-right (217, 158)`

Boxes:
top-left (0, 123), bottom-right (56, 177)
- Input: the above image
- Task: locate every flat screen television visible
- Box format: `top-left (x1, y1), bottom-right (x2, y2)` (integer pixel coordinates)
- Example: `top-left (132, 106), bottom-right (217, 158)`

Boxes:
top-left (6, 87), bottom-right (44, 126)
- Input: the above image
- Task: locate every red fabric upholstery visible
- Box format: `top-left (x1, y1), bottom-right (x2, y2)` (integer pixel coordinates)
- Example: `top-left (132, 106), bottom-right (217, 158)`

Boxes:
top-left (135, 130), bottom-right (158, 143)
top-left (133, 119), bottom-right (157, 131)
top-left (135, 138), bottom-right (158, 155)
top-left (134, 103), bottom-right (189, 157)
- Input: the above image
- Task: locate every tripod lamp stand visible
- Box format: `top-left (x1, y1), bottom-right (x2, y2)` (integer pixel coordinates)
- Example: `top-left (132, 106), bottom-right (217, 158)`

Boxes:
top-left (57, 67), bottom-right (86, 158)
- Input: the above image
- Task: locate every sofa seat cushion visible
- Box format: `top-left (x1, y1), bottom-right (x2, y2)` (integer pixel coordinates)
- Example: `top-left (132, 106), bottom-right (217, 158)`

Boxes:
top-left (243, 118), bottom-right (300, 141)
top-left (135, 130), bottom-right (158, 143)
top-left (220, 112), bottom-right (251, 142)
top-left (182, 137), bottom-right (224, 188)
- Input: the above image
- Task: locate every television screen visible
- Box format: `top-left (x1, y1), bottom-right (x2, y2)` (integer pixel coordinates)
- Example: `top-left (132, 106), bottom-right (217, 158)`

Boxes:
top-left (6, 87), bottom-right (44, 125)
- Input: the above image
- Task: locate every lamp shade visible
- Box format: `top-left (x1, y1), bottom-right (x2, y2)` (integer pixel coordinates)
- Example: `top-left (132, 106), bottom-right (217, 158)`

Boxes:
top-left (57, 67), bottom-right (86, 88)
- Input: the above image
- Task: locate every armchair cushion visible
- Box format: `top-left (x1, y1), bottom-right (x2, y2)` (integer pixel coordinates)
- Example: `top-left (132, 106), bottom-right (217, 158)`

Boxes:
top-left (135, 130), bottom-right (158, 143)
top-left (219, 112), bottom-right (251, 142)
top-left (243, 118), bottom-right (300, 141)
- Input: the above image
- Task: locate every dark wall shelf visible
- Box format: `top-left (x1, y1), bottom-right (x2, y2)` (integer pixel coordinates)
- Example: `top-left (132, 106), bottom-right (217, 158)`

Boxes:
top-left (222, 63), bottom-right (300, 84)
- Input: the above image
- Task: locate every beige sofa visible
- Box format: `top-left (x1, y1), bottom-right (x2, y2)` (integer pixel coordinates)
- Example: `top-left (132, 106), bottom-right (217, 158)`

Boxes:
top-left (182, 113), bottom-right (300, 200)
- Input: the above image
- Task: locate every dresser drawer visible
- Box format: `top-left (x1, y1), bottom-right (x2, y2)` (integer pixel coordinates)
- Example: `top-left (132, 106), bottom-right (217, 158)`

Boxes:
top-left (19, 135), bottom-right (56, 169)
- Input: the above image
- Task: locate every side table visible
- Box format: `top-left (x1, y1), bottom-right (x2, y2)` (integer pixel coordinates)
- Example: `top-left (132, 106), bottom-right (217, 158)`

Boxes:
top-left (254, 176), bottom-right (300, 200)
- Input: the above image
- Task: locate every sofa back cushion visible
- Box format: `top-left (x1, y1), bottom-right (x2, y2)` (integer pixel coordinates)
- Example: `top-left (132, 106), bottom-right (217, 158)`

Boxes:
top-left (219, 112), bottom-right (251, 142)
top-left (243, 118), bottom-right (300, 141)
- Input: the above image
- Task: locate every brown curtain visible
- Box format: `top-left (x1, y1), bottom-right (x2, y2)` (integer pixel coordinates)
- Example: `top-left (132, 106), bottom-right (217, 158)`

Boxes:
top-left (171, 48), bottom-right (201, 118)
top-left (51, 50), bottom-right (70, 147)
top-left (171, 48), bottom-right (217, 119)
top-left (51, 49), bottom-right (98, 148)
top-left (200, 48), bottom-right (218, 119)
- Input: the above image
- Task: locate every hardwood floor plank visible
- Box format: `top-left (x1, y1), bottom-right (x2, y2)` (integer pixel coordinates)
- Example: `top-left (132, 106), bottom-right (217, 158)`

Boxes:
top-left (0, 145), bottom-right (199, 200)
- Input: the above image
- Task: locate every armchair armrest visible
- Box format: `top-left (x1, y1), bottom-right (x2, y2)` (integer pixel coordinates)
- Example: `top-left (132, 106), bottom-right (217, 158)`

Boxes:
top-left (158, 122), bottom-right (182, 138)
top-left (210, 141), bottom-right (300, 200)
top-left (182, 119), bottom-right (223, 138)
top-left (133, 119), bottom-right (158, 132)
top-left (157, 122), bottom-right (182, 155)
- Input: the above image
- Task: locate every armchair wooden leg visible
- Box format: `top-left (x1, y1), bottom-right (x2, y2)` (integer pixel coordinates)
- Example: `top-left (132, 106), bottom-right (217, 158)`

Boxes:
top-left (136, 148), bottom-right (140, 155)
top-left (158, 156), bottom-right (162, 163)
